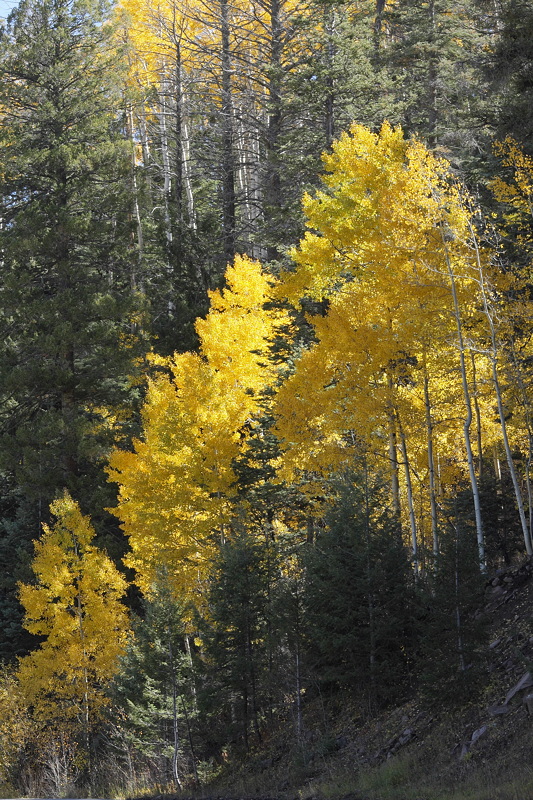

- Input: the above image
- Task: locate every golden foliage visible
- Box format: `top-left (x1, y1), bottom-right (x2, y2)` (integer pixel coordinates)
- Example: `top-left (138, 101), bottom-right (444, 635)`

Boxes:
top-left (17, 493), bottom-right (130, 724)
top-left (274, 123), bottom-right (506, 543)
top-left (108, 255), bottom-right (287, 604)
top-left (0, 667), bottom-right (33, 787)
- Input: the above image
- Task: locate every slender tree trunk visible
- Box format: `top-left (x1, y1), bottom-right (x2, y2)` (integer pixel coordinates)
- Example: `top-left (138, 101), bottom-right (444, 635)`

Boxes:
top-left (265, 0), bottom-right (283, 261)
top-left (173, 43), bottom-right (184, 236)
top-left (247, 625), bottom-right (262, 743)
top-left (242, 670), bottom-right (249, 750)
top-left (182, 115), bottom-right (196, 230)
top-left (294, 591), bottom-right (303, 741)
top-left (74, 581), bottom-right (91, 776)
top-left (440, 233), bottom-right (486, 570)
top-left (508, 341), bottom-right (533, 543)
top-left (386, 376), bottom-right (402, 527)
top-left (126, 105), bottom-right (144, 291)
top-left (423, 360), bottom-right (439, 560)
top-left (426, 0), bottom-right (438, 147)
top-left (158, 80), bottom-right (173, 252)
top-left (221, 0), bottom-right (236, 264)
top-left (184, 635), bottom-right (198, 711)
top-left (467, 215), bottom-right (533, 555)
top-left (180, 695), bottom-right (199, 784)
top-left (397, 412), bottom-right (419, 577)
top-left (324, 6), bottom-right (336, 148)
top-left (168, 640), bottom-right (182, 789)
top-left (363, 462), bottom-right (377, 707)
top-left (373, 0), bottom-right (386, 54)
top-left (454, 521), bottom-right (466, 673)
top-left (470, 351), bottom-right (484, 480)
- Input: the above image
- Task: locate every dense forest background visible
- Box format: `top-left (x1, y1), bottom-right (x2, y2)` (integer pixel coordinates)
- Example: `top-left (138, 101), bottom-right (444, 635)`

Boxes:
top-left (1, 0), bottom-right (533, 795)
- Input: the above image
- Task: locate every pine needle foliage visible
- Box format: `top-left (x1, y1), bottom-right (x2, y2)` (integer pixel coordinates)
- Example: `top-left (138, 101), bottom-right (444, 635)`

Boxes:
top-left (303, 471), bottom-right (417, 711)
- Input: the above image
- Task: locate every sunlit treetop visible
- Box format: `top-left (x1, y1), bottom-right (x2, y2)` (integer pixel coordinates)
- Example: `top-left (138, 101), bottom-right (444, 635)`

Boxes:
top-left (277, 122), bottom-right (478, 305)
top-left (109, 256), bottom-right (288, 605)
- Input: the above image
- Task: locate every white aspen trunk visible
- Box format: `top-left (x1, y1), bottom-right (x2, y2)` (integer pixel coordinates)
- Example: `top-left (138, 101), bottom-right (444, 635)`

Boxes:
top-left (168, 640), bottom-right (182, 790)
top-left (508, 341), bottom-right (533, 544)
top-left (440, 234), bottom-right (486, 570)
top-left (158, 80), bottom-right (173, 249)
top-left (493, 449), bottom-right (502, 481)
top-left (397, 413), bottom-right (419, 576)
top-left (181, 114), bottom-right (197, 230)
top-left (220, 0), bottom-right (236, 263)
top-left (469, 350), bottom-right (484, 479)
top-left (490, 353), bottom-right (532, 554)
top-left (75, 579), bottom-right (91, 771)
top-left (468, 221), bottom-right (533, 555)
top-left (237, 115), bottom-right (248, 228)
top-left (423, 361), bottom-right (439, 560)
top-left (127, 105), bottom-right (144, 291)
top-left (388, 408), bottom-right (402, 524)
top-left (184, 635), bottom-right (198, 710)
top-left (138, 108), bottom-right (152, 193)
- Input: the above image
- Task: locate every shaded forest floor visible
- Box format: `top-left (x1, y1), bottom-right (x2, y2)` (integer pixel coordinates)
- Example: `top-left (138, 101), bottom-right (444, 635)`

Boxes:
top-left (176, 559), bottom-right (533, 800)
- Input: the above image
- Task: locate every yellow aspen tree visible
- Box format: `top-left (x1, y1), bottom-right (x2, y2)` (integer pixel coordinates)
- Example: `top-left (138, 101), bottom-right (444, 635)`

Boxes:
top-left (17, 493), bottom-right (130, 729)
top-left (275, 123), bottom-right (504, 567)
top-left (108, 255), bottom-right (287, 605)
top-left (490, 138), bottom-right (533, 544)
top-left (0, 667), bottom-right (34, 790)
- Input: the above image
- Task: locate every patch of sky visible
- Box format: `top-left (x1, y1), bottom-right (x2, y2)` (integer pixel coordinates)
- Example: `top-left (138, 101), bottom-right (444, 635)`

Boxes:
top-left (0, 0), bottom-right (18, 19)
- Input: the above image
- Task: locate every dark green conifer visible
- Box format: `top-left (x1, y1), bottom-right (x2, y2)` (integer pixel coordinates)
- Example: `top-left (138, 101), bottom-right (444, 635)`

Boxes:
top-left (491, 0), bottom-right (533, 153)
top-left (418, 489), bottom-right (488, 706)
top-left (303, 472), bottom-right (417, 710)
top-left (0, 0), bottom-right (145, 511)
top-left (200, 527), bottom-right (273, 751)
top-left (113, 578), bottom-right (198, 788)
top-left (0, 0), bottom-right (145, 659)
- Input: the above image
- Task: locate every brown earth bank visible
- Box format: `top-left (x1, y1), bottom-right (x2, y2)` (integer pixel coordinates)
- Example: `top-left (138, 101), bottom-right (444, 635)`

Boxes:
top-left (132, 558), bottom-right (533, 800)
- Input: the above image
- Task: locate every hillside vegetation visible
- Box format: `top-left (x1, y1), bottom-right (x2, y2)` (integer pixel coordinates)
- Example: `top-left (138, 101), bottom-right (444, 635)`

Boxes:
top-left (170, 559), bottom-right (533, 800)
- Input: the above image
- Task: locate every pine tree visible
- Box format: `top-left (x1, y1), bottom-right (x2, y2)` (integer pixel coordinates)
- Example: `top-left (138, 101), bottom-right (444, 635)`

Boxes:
top-left (490, 0), bottom-right (533, 154)
top-left (0, 0), bottom-right (144, 514)
top-left (384, 0), bottom-right (490, 156)
top-left (113, 577), bottom-right (199, 789)
top-left (303, 472), bottom-right (416, 709)
top-left (418, 489), bottom-right (488, 705)
top-left (199, 526), bottom-right (273, 751)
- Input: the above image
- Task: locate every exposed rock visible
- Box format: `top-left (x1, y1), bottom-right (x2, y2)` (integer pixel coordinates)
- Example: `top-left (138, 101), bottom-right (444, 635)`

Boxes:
top-left (504, 671), bottom-right (533, 705)
top-left (397, 727), bottom-right (413, 746)
top-left (523, 693), bottom-right (533, 715)
top-left (471, 725), bottom-right (487, 746)
top-left (487, 704), bottom-right (510, 716)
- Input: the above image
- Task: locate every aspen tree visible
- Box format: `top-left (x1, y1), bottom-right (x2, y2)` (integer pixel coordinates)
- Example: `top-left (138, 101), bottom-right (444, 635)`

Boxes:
top-left (275, 123), bottom-right (507, 567)
top-left (490, 139), bottom-right (533, 539)
top-left (108, 255), bottom-right (287, 603)
top-left (17, 493), bottom-right (129, 728)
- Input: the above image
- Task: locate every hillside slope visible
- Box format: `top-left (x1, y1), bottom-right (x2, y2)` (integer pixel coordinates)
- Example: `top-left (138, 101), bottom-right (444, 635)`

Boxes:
top-left (203, 559), bottom-right (533, 800)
